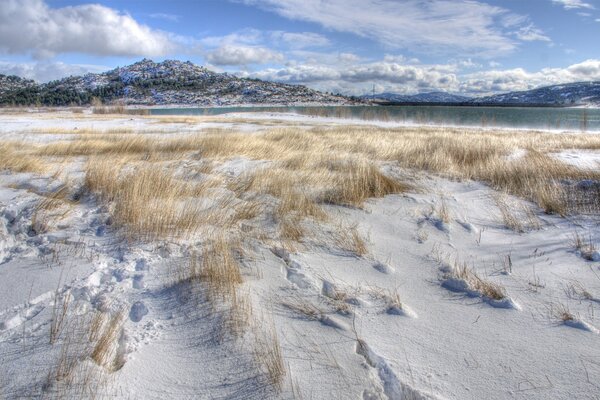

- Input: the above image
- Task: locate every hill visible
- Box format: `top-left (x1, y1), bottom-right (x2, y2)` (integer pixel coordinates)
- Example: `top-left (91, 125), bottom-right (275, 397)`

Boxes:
top-left (0, 59), bottom-right (355, 106)
top-left (471, 81), bottom-right (600, 106)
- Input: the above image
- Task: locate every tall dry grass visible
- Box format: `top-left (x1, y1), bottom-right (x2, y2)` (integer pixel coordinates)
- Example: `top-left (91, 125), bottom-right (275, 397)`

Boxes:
top-left (0, 142), bottom-right (47, 173)
top-left (84, 159), bottom-right (221, 240)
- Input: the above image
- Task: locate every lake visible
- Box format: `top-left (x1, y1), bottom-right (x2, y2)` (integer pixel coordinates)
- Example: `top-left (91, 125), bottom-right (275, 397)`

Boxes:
top-left (150, 105), bottom-right (600, 132)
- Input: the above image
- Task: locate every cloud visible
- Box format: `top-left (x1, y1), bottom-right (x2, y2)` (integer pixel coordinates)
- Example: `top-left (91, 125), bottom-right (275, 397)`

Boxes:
top-left (200, 29), bottom-right (264, 47)
top-left (552, 0), bottom-right (595, 10)
top-left (149, 13), bottom-right (180, 22)
top-left (461, 59), bottom-right (600, 94)
top-left (239, 56), bottom-right (600, 96)
top-left (206, 45), bottom-right (284, 66)
top-left (240, 0), bottom-right (548, 57)
top-left (0, 0), bottom-right (177, 58)
top-left (240, 59), bottom-right (460, 95)
top-left (0, 61), bottom-right (110, 82)
top-left (514, 24), bottom-right (552, 42)
top-left (269, 31), bottom-right (330, 49)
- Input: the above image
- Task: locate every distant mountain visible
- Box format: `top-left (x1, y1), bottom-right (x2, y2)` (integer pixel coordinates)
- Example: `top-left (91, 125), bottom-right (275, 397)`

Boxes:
top-left (471, 82), bottom-right (600, 106)
top-left (0, 59), bottom-right (357, 106)
top-left (364, 91), bottom-right (472, 103)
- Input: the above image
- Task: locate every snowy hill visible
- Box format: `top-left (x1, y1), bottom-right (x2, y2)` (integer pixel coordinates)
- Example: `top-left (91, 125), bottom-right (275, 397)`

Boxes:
top-left (472, 81), bottom-right (600, 106)
top-left (0, 59), bottom-right (355, 106)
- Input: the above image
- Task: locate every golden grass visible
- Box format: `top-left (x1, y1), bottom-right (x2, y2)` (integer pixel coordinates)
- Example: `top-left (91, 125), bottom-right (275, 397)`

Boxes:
top-left (201, 235), bottom-right (243, 302)
top-left (90, 309), bottom-right (126, 371)
top-left (29, 124), bottom-right (600, 214)
top-left (0, 142), bottom-right (47, 173)
top-left (253, 320), bottom-right (286, 391)
top-left (447, 260), bottom-right (507, 300)
top-left (84, 159), bottom-right (216, 240)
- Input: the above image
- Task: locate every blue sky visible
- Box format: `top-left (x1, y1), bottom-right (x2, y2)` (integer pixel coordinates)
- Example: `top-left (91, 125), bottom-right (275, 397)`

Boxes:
top-left (1, 0), bottom-right (599, 96)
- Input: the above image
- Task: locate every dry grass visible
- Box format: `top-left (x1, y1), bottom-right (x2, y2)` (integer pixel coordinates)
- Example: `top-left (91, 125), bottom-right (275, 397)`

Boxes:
top-left (369, 286), bottom-right (404, 313)
top-left (549, 302), bottom-right (576, 323)
top-left (29, 124), bottom-right (600, 215)
top-left (45, 308), bottom-right (122, 398)
top-left (253, 319), bottom-right (286, 391)
top-left (0, 142), bottom-right (47, 173)
top-left (494, 194), bottom-right (541, 232)
top-left (84, 159), bottom-right (216, 240)
top-left (201, 235), bottom-right (243, 302)
top-left (50, 291), bottom-right (72, 345)
top-left (446, 260), bottom-right (507, 300)
top-left (435, 197), bottom-right (451, 224)
top-left (571, 231), bottom-right (597, 260)
top-left (565, 282), bottom-right (596, 301)
top-left (282, 296), bottom-right (326, 322)
top-left (90, 309), bottom-right (126, 372)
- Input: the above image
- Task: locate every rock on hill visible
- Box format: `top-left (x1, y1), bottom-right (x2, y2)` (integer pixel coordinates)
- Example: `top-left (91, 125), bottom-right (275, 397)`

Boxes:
top-left (0, 59), bottom-right (355, 106)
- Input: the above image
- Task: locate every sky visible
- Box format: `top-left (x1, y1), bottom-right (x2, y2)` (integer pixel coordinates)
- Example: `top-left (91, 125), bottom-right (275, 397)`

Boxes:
top-left (0, 0), bottom-right (599, 96)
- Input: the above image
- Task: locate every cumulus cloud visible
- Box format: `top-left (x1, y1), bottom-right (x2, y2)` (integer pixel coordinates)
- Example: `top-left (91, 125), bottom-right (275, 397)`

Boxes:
top-left (242, 60), bottom-right (460, 95)
top-left (0, 61), bottom-right (110, 82)
top-left (240, 0), bottom-right (549, 57)
top-left (240, 57), bottom-right (600, 96)
top-left (552, 0), bottom-right (595, 10)
top-left (461, 59), bottom-right (600, 94)
top-left (0, 0), bottom-right (177, 58)
top-left (206, 45), bottom-right (284, 66)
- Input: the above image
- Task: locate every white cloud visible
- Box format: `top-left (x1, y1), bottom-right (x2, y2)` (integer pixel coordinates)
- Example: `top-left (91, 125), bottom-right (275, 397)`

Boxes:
top-left (0, 0), bottom-right (177, 59)
top-left (514, 24), bottom-right (552, 42)
top-left (552, 0), bottom-right (595, 10)
top-left (240, 57), bottom-right (600, 96)
top-left (461, 59), bottom-right (600, 94)
top-left (200, 29), bottom-right (264, 47)
top-left (241, 60), bottom-right (460, 95)
top-left (337, 53), bottom-right (361, 63)
top-left (0, 61), bottom-right (110, 82)
top-left (269, 31), bottom-right (330, 49)
top-left (206, 45), bottom-right (284, 66)
top-left (241, 0), bottom-right (548, 57)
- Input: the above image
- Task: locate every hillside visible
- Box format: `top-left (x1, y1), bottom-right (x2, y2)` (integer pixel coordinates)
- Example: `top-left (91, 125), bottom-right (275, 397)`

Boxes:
top-left (472, 81), bottom-right (600, 106)
top-left (366, 83), bottom-right (600, 107)
top-left (366, 91), bottom-right (471, 103)
top-left (0, 59), bottom-right (355, 106)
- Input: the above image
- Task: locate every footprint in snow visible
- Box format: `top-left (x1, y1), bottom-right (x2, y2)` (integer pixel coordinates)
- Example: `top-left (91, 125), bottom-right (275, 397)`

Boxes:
top-left (129, 301), bottom-right (149, 323)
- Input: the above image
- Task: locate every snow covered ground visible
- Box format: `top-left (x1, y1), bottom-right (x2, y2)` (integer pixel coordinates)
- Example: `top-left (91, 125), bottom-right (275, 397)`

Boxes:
top-left (1, 111), bottom-right (600, 399)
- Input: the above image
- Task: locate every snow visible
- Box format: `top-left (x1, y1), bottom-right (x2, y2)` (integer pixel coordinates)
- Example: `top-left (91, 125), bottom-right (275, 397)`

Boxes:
top-left (0, 112), bottom-right (599, 399)
top-left (552, 150), bottom-right (600, 170)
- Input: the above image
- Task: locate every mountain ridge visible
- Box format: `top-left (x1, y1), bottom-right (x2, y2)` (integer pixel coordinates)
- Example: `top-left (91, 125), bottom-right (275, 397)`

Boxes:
top-left (367, 82), bottom-right (600, 106)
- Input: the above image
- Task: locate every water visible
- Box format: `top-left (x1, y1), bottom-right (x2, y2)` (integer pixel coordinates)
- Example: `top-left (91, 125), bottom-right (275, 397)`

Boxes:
top-left (150, 105), bottom-right (600, 132)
